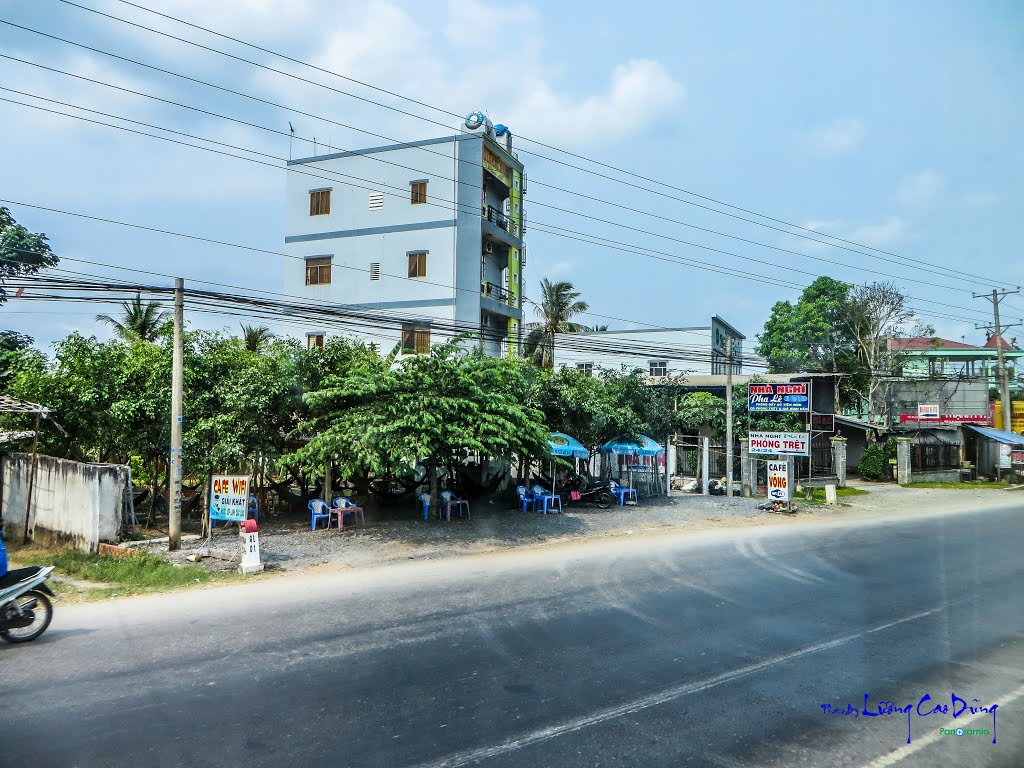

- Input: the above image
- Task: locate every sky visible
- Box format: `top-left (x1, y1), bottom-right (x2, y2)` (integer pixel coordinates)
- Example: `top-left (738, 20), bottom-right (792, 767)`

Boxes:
top-left (2, 0), bottom-right (1023, 355)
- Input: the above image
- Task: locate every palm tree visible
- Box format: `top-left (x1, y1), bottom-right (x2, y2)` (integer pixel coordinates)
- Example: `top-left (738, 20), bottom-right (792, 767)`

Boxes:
top-left (95, 294), bottom-right (170, 342)
top-left (523, 278), bottom-right (589, 368)
top-left (588, 324), bottom-right (609, 332)
top-left (240, 324), bottom-right (273, 353)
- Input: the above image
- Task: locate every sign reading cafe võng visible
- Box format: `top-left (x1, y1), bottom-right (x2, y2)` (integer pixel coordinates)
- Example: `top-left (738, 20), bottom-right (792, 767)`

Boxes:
top-left (748, 382), bottom-right (809, 412)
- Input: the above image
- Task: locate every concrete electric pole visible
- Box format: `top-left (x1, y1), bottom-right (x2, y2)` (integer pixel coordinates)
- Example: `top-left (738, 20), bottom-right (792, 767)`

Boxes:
top-left (725, 337), bottom-right (734, 494)
top-left (169, 278), bottom-right (184, 551)
top-left (974, 288), bottom-right (1021, 433)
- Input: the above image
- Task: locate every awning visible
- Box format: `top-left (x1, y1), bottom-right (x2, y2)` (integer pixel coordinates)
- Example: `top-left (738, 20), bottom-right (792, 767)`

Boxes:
top-left (548, 432), bottom-right (590, 459)
top-left (601, 435), bottom-right (664, 456)
top-left (964, 425), bottom-right (1024, 446)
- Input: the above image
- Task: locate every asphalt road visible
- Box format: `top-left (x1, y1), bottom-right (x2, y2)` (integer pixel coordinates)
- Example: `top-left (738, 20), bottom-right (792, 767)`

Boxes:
top-left (2, 497), bottom-right (1023, 768)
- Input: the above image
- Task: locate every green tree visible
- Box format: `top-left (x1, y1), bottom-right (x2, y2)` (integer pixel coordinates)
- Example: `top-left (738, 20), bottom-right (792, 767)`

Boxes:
top-left (0, 207), bottom-right (58, 303)
top-left (523, 279), bottom-right (589, 368)
top-left (286, 344), bottom-right (549, 511)
top-left (95, 294), bottom-right (170, 342)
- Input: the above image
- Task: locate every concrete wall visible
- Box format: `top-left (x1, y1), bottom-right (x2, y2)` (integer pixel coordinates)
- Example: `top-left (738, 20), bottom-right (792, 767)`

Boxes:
top-left (1, 453), bottom-right (127, 552)
top-left (909, 469), bottom-right (961, 483)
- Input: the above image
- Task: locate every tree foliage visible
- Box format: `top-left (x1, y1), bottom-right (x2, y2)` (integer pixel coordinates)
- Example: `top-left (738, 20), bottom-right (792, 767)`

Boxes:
top-left (0, 207), bottom-right (58, 303)
top-left (285, 343), bottom-right (549, 508)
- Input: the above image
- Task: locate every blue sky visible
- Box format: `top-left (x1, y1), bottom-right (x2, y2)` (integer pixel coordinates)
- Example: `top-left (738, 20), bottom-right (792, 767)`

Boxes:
top-left (2, 0), bottom-right (1023, 353)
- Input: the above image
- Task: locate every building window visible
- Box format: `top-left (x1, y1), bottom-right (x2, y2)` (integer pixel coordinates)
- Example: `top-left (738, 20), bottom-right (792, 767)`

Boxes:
top-left (929, 358), bottom-right (945, 377)
top-left (307, 334), bottom-right (325, 349)
top-left (649, 361), bottom-right (668, 377)
top-left (401, 323), bottom-right (430, 355)
top-left (368, 191), bottom-right (384, 210)
top-left (410, 180), bottom-right (427, 204)
top-left (408, 251), bottom-right (427, 278)
top-left (576, 362), bottom-right (593, 377)
top-left (370, 262), bottom-right (380, 280)
top-left (305, 256), bottom-right (332, 285)
top-left (309, 189), bottom-right (331, 216)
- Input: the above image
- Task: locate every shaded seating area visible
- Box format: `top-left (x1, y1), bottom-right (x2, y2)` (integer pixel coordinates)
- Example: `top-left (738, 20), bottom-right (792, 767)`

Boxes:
top-left (601, 435), bottom-right (665, 501)
top-left (439, 490), bottom-right (471, 521)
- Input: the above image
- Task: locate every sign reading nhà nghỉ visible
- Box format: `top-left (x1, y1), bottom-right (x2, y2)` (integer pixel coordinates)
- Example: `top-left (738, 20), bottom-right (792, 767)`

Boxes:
top-left (917, 404), bottom-right (940, 420)
top-left (748, 383), bottom-right (809, 412)
top-left (210, 475), bottom-right (249, 522)
top-left (767, 460), bottom-right (790, 502)
top-left (749, 431), bottom-right (810, 456)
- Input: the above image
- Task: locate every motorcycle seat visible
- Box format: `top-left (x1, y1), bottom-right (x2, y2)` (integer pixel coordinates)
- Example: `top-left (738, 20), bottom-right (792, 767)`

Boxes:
top-left (0, 566), bottom-right (43, 590)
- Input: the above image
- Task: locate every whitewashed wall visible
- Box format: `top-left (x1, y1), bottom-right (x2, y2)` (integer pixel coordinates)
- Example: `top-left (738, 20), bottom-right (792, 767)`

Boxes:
top-left (2, 453), bottom-right (127, 552)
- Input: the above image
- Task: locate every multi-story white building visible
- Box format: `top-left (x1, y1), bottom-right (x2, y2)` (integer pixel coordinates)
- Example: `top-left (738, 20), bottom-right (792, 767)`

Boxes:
top-left (284, 113), bottom-right (525, 357)
top-left (553, 316), bottom-right (745, 378)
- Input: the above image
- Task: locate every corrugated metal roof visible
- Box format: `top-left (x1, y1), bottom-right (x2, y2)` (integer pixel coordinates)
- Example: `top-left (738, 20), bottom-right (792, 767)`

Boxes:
top-left (964, 425), bottom-right (1024, 446)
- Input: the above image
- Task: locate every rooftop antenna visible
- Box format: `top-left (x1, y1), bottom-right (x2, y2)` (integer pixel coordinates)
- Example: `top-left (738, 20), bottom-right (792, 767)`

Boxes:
top-left (288, 122), bottom-right (295, 161)
top-left (313, 137), bottom-right (317, 156)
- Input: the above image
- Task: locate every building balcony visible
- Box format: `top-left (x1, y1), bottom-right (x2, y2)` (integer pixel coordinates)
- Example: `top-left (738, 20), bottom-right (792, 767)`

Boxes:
top-left (480, 285), bottom-right (522, 320)
top-left (482, 205), bottom-right (522, 248)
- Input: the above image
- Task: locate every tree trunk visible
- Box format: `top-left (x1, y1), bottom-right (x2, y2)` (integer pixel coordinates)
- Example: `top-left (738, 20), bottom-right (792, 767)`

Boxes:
top-left (147, 455), bottom-right (159, 528)
top-left (428, 457), bottom-right (439, 517)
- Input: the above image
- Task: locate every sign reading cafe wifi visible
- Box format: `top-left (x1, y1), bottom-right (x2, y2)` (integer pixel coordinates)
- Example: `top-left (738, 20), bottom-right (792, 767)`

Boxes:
top-left (748, 383), bottom-right (809, 413)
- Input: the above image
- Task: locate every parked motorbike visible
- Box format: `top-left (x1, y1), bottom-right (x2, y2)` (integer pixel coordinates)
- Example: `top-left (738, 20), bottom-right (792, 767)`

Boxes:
top-left (557, 473), bottom-right (615, 509)
top-left (0, 538), bottom-right (56, 643)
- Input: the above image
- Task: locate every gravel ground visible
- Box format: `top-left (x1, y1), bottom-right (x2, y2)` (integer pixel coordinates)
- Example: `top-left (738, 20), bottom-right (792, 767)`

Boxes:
top-left (161, 493), bottom-right (777, 574)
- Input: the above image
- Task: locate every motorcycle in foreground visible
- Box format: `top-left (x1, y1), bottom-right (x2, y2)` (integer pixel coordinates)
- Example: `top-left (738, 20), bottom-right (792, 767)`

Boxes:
top-left (0, 538), bottom-right (56, 643)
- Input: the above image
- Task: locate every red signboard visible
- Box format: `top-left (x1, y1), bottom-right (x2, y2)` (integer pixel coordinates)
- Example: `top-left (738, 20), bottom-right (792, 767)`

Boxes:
top-left (898, 413), bottom-right (991, 424)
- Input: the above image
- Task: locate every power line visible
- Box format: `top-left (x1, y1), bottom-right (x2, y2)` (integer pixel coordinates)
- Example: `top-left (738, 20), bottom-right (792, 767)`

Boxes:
top-left (60, 0), bottom-right (1005, 286)
top-left (0, 96), bottom-right (994, 327)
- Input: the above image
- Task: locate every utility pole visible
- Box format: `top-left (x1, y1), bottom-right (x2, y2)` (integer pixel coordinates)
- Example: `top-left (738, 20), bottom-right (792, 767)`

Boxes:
top-left (169, 278), bottom-right (184, 551)
top-left (974, 288), bottom-right (1021, 433)
top-left (725, 337), bottom-right (734, 495)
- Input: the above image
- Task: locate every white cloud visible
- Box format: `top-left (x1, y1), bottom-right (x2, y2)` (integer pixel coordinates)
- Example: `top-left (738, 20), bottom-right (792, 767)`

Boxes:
top-left (796, 118), bottom-right (865, 156)
top-left (444, 0), bottom-right (536, 47)
top-left (895, 169), bottom-right (944, 207)
top-left (850, 216), bottom-right (906, 247)
top-left (505, 59), bottom-right (684, 147)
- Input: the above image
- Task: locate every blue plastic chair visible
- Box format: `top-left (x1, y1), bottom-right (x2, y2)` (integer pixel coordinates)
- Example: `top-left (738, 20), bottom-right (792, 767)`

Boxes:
top-left (418, 492), bottom-right (431, 520)
top-left (332, 497), bottom-right (365, 527)
top-left (439, 490), bottom-right (471, 521)
top-left (515, 485), bottom-right (534, 513)
top-left (248, 495), bottom-right (259, 523)
top-left (531, 485), bottom-right (561, 515)
top-left (308, 499), bottom-right (332, 530)
top-left (610, 481), bottom-right (637, 506)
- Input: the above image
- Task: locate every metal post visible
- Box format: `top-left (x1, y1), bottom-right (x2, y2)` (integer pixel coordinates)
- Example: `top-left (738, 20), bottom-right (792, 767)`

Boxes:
top-left (725, 338), bottom-right (734, 496)
top-left (169, 277), bottom-right (184, 551)
top-left (22, 412), bottom-right (40, 544)
top-left (665, 434), bottom-right (672, 497)
top-left (992, 290), bottom-right (1012, 433)
top-left (701, 436), bottom-right (710, 495)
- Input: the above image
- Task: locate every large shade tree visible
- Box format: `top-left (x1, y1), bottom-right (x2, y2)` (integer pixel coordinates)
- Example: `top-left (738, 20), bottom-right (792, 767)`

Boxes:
top-left (523, 279), bottom-right (589, 368)
top-left (286, 343), bottom-right (549, 511)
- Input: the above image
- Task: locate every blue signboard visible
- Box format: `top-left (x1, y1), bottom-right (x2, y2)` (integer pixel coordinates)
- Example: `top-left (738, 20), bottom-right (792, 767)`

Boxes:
top-left (748, 383), bottom-right (809, 413)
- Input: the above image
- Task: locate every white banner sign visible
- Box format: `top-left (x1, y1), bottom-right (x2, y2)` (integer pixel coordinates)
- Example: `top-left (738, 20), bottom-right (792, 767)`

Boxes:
top-left (767, 460), bottom-right (790, 502)
top-left (918, 404), bottom-right (940, 420)
top-left (749, 431), bottom-right (810, 456)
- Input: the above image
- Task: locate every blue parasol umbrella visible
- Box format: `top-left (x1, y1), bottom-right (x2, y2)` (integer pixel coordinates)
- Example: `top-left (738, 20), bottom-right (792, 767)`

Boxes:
top-left (548, 432), bottom-right (590, 459)
top-left (600, 435), bottom-right (664, 456)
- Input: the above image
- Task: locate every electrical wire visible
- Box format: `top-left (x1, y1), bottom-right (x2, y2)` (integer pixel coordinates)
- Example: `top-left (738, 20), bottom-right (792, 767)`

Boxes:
top-left (55, 0), bottom-right (1008, 286)
top-left (0, 95), bottom-right (996, 327)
